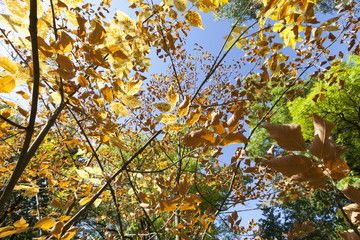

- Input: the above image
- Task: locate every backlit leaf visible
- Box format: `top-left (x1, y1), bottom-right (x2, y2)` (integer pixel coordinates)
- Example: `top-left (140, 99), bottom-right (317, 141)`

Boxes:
top-left (76, 169), bottom-right (90, 179)
top-left (50, 221), bottom-right (64, 239)
top-left (185, 108), bottom-right (201, 126)
top-left (177, 95), bottom-right (190, 117)
top-left (63, 0), bottom-right (83, 8)
top-left (13, 216), bottom-right (28, 228)
top-left (34, 217), bottom-right (56, 230)
top-left (0, 56), bottom-right (18, 74)
top-left (109, 135), bottom-right (129, 152)
top-left (263, 122), bottom-right (306, 151)
top-left (125, 80), bottom-right (142, 95)
top-left (61, 227), bottom-right (78, 240)
top-left (162, 123), bottom-right (184, 131)
top-left (174, 0), bottom-right (187, 12)
top-left (0, 76), bottom-right (15, 93)
top-left (121, 95), bottom-right (142, 108)
top-left (220, 131), bottom-right (249, 146)
top-left (196, 0), bottom-right (217, 13)
top-left (153, 103), bottom-right (173, 113)
top-left (184, 129), bottom-right (215, 147)
top-left (100, 86), bottom-right (113, 103)
top-left (79, 197), bottom-right (92, 206)
top-left (166, 84), bottom-right (179, 106)
top-left (342, 184), bottom-right (360, 204)
top-left (111, 102), bottom-right (130, 117)
top-left (184, 10), bottom-right (204, 29)
top-left (154, 114), bottom-right (178, 124)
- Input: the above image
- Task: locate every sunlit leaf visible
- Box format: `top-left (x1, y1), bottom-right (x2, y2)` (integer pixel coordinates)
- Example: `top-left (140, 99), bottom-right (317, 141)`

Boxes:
top-left (76, 170), bottom-right (90, 179)
top-left (153, 103), bottom-right (173, 113)
top-left (184, 10), bottom-right (204, 29)
top-left (111, 102), bottom-right (130, 117)
top-left (166, 84), bottom-right (179, 106)
top-left (154, 114), bottom-right (178, 124)
top-left (0, 56), bottom-right (18, 74)
top-left (0, 76), bottom-right (15, 93)
top-left (124, 80), bottom-right (142, 95)
top-left (263, 122), bottom-right (306, 151)
top-left (79, 197), bottom-right (92, 206)
top-left (109, 135), bottom-right (129, 152)
top-left (121, 95), bottom-right (142, 108)
top-left (177, 95), bottom-right (190, 117)
top-left (61, 227), bottom-right (78, 240)
top-left (13, 216), bottom-right (28, 228)
top-left (34, 217), bottom-right (56, 230)
top-left (50, 221), bottom-right (64, 239)
top-left (174, 0), bottom-right (187, 12)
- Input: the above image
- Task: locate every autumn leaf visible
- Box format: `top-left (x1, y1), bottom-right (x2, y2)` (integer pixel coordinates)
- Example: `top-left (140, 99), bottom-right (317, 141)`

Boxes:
top-left (121, 95), bottom-right (142, 108)
top-left (219, 131), bottom-right (249, 146)
top-left (61, 227), bottom-right (78, 240)
top-left (154, 114), bottom-right (178, 124)
top-left (0, 108), bottom-right (16, 119)
top-left (109, 135), bottom-right (129, 152)
top-left (34, 217), bottom-right (56, 230)
top-left (153, 103), bottom-right (173, 113)
top-left (0, 76), bottom-right (15, 93)
top-left (184, 129), bottom-right (215, 147)
top-left (111, 102), bottom-right (130, 117)
top-left (263, 122), bottom-right (307, 151)
top-left (166, 84), bottom-right (179, 107)
top-left (162, 123), bottom-right (184, 131)
top-left (0, 56), bottom-right (18, 74)
top-left (227, 107), bottom-right (243, 133)
top-left (185, 107), bottom-right (201, 126)
top-left (50, 221), bottom-right (64, 239)
top-left (184, 10), bottom-right (204, 29)
top-left (174, 0), bottom-right (187, 12)
top-left (177, 95), bottom-right (190, 117)
top-left (124, 80), bottom-right (142, 95)
top-left (342, 184), bottom-right (360, 204)
top-left (13, 216), bottom-right (28, 228)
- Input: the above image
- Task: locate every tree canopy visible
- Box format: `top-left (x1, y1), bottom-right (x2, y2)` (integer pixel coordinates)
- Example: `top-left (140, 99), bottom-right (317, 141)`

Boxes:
top-left (0, 0), bottom-right (359, 239)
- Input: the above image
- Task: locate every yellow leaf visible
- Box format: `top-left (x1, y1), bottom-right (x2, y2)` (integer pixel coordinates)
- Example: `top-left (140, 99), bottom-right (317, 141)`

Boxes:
top-left (63, 0), bottom-right (83, 8)
top-left (76, 170), bottom-right (90, 179)
top-left (52, 31), bottom-right (75, 54)
top-left (184, 129), bottom-right (215, 147)
top-left (109, 135), bottom-right (129, 152)
top-left (168, 8), bottom-right (178, 20)
top-left (184, 10), bottom-right (204, 29)
top-left (154, 114), bottom-right (178, 124)
top-left (13, 216), bottom-right (28, 228)
top-left (58, 216), bottom-right (71, 222)
top-left (220, 131), bottom-right (249, 146)
top-left (50, 221), bottom-right (64, 239)
top-left (162, 123), bottom-right (184, 131)
top-left (174, 0), bottom-right (187, 12)
top-left (0, 56), bottom-right (18, 74)
top-left (5, 0), bottom-right (27, 18)
top-left (196, 0), bottom-right (217, 13)
top-left (153, 103), bottom-right (173, 113)
top-left (61, 227), bottom-right (78, 240)
top-left (100, 86), bottom-right (113, 103)
top-left (185, 108), bottom-right (201, 126)
top-left (0, 14), bottom-right (28, 35)
top-left (0, 228), bottom-right (27, 238)
top-left (48, 92), bottom-right (62, 104)
top-left (34, 217), bottom-right (56, 230)
top-left (121, 95), bottom-right (142, 108)
top-left (0, 108), bottom-right (16, 119)
top-left (177, 95), bottom-right (190, 117)
top-left (77, 75), bottom-right (88, 88)
top-left (65, 10), bottom-right (79, 27)
top-left (124, 80), bottom-right (142, 95)
top-left (24, 187), bottom-right (39, 197)
top-left (89, 21), bottom-right (106, 45)
top-left (0, 76), bottom-right (15, 93)
top-left (111, 102), bottom-right (130, 117)
top-left (79, 197), bottom-right (92, 206)
top-left (89, 178), bottom-right (102, 185)
top-left (94, 199), bottom-right (102, 207)
top-left (166, 84), bottom-right (179, 106)
top-left (84, 166), bottom-right (102, 176)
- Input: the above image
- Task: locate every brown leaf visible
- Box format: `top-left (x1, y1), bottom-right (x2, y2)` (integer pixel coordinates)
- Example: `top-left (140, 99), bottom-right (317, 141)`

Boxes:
top-left (310, 114), bottom-right (336, 159)
top-left (50, 221), bottom-right (64, 239)
top-left (339, 230), bottom-right (360, 240)
top-left (342, 184), bottom-right (360, 204)
top-left (264, 155), bottom-right (313, 178)
top-left (177, 95), bottom-right (190, 117)
top-left (263, 122), bottom-right (306, 151)
top-left (219, 131), bottom-right (249, 146)
top-left (227, 107), bottom-right (243, 133)
top-left (184, 129), bottom-right (215, 147)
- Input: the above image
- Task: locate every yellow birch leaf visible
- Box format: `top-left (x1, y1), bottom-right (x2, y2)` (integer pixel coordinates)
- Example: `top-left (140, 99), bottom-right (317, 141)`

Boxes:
top-left (111, 102), bottom-right (130, 117)
top-left (196, 0), bottom-right (217, 13)
top-left (61, 227), bottom-right (78, 240)
top-left (13, 216), bottom-right (28, 228)
top-left (121, 95), bottom-right (142, 108)
top-left (79, 197), bottom-right (92, 206)
top-left (89, 21), bottom-right (106, 45)
top-left (174, 0), bottom-right (187, 12)
top-left (50, 221), bottom-right (64, 239)
top-left (177, 95), bottom-right (191, 117)
top-left (34, 217), bottom-right (56, 230)
top-left (48, 92), bottom-right (62, 104)
top-left (124, 80), bottom-right (142, 95)
top-left (185, 108), bottom-right (201, 126)
top-left (184, 10), bottom-right (204, 29)
top-left (63, 0), bottom-right (83, 8)
top-left (154, 114), bottom-right (178, 124)
top-left (100, 86), bottom-right (113, 103)
top-left (5, 0), bottom-right (27, 19)
top-left (153, 103), bottom-right (173, 113)
top-left (109, 135), bottom-right (129, 152)
top-left (0, 14), bottom-right (28, 35)
top-left (77, 75), bottom-right (88, 88)
top-left (0, 108), bottom-right (16, 119)
top-left (65, 10), bottom-right (79, 27)
top-left (0, 76), bottom-right (15, 93)
top-left (94, 199), bottom-right (102, 207)
top-left (0, 56), bottom-right (18, 74)
top-left (166, 84), bottom-right (179, 106)
top-left (162, 123), bottom-right (184, 131)
top-left (76, 170), bottom-right (90, 179)
top-left (24, 187), bottom-right (39, 197)
top-left (0, 228), bottom-right (27, 238)
top-left (168, 8), bottom-right (178, 20)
